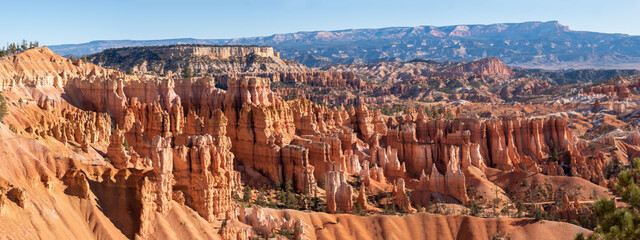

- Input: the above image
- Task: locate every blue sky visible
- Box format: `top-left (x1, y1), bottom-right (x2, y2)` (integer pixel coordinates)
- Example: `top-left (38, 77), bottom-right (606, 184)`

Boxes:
top-left (1, 0), bottom-right (639, 45)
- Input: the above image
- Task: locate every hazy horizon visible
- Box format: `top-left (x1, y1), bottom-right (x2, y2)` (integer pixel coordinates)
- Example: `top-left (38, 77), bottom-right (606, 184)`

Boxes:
top-left (46, 20), bottom-right (638, 47)
top-left (1, 0), bottom-right (639, 46)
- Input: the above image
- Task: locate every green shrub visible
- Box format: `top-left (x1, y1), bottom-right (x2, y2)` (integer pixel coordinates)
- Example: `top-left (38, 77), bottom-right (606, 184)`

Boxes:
top-left (122, 138), bottom-right (131, 151)
top-left (469, 200), bottom-right (481, 217)
top-left (530, 207), bottom-right (546, 221)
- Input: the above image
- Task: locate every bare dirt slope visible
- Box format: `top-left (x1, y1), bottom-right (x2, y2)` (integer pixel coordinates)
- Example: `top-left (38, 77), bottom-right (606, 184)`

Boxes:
top-left (258, 208), bottom-right (590, 240)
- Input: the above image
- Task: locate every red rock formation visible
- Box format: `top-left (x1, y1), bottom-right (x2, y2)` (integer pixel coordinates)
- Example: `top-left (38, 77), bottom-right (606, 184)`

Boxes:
top-left (216, 71), bottom-right (366, 90)
top-left (324, 171), bottom-right (353, 213)
top-left (323, 57), bottom-right (513, 81)
top-left (355, 186), bottom-right (369, 210)
top-left (107, 127), bottom-right (133, 169)
top-left (1, 48), bottom-right (244, 231)
top-left (351, 104), bottom-right (388, 141)
top-left (6, 187), bottom-right (26, 208)
top-left (372, 146), bottom-right (406, 181)
top-left (379, 113), bottom-right (596, 202)
top-left (281, 144), bottom-right (317, 194)
top-left (61, 170), bottom-right (91, 199)
top-left (224, 77), bottom-right (296, 184)
top-left (393, 178), bottom-right (415, 212)
top-left (0, 47), bottom-right (118, 90)
top-left (147, 136), bottom-right (174, 214)
top-left (173, 134), bottom-right (238, 221)
top-left (448, 57), bottom-right (513, 78)
top-left (551, 196), bottom-right (593, 223)
top-left (582, 84), bottom-right (631, 100)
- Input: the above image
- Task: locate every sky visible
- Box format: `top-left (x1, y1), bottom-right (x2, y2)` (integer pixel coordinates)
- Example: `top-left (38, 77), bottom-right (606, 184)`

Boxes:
top-left (1, 0), bottom-right (639, 46)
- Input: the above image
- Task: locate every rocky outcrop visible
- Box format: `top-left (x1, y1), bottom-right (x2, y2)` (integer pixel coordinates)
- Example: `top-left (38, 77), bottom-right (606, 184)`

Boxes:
top-left (581, 84), bottom-right (631, 100)
top-left (324, 171), bottom-right (353, 213)
top-left (551, 196), bottom-right (593, 223)
top-left (448, 57), bottom-right (513, 78)
top-left (7, 51), bottom-right (598, 208)
top-left (281, 144), bottom-right (317, 194)
top-left (0, 47), bottom-right (118, 90)
top-left (107, 127), bottom-right (134, 169)
top-left (393, 178), bottom-right (415, 212)
top-left (217, 71), bottom-right (366, 90)
top-left (89, 45), bottom-right (309, 77)
top-left (146, 136), bottom-right (174, 215)
top-left (62, 170), bottom-right (91, 199)
top-left (360, 160), bottom-right (387, 185)
top-left (6, 187), bottom-right (26, 208)
top-left (377, 111), bottom-right (597, 202)
top-left (1, 49), bottom-right (245, 232)
top-left (11, 102), bottom-right (113, 148)
top-left (242, 206), bottom-right (281, 236)
top-left (239, 206), bottom-right (307, 238)
top-left (224, 77), bottom-right (296, 184)
top-left (355, 186), bottom-right (369, 211)
top-left (173, 134), bottom-right (238, 221)
top-left (352, 105), bottom-right (377, 140)
top-left (324, 57), bottom-right (513, 81)
top-left (371, 146), bottom-right (406, 181)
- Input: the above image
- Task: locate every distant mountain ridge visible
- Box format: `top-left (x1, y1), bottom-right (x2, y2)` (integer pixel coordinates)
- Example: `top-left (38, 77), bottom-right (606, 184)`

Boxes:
top-left (48, 21), bottom-right (640, 70)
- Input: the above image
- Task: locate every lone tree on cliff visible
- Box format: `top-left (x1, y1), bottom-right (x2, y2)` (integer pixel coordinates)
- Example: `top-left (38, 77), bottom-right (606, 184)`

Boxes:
top-left (182, 66), bottom-right (193, 78)
top-left (243, 186), bottom-right (252, 202)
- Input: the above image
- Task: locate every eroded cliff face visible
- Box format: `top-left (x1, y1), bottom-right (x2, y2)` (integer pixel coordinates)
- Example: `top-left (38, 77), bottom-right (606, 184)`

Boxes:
top-left (135, 45), bottom-right (280, 59)
top-left (0, 48), bottom-right (248, 239)
top-left (0, 47), bottom-right (611, 239)
top-left (323, 57), bottom-right (513, 81)
top-left (89, 45), bottom-right (309, 77)
top-left (173, 133), bottom-right (238, 221)
top-left (449, 57), bottom-right (513, 78)
top-left (0, 47), bottom-right (118, 90)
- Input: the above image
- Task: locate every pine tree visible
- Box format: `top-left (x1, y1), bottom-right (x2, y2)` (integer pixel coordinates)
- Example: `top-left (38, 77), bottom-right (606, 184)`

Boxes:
top-left (20, 40), bottom-right (27, 51)
top-left (8, 43), bottom-right (17, 54)
top-left (243, 186), bottom-right (252, 202)
top-left (182, 66), bottom-right (193, 78)
top-left (585, 158), bottom-right (640, 239)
